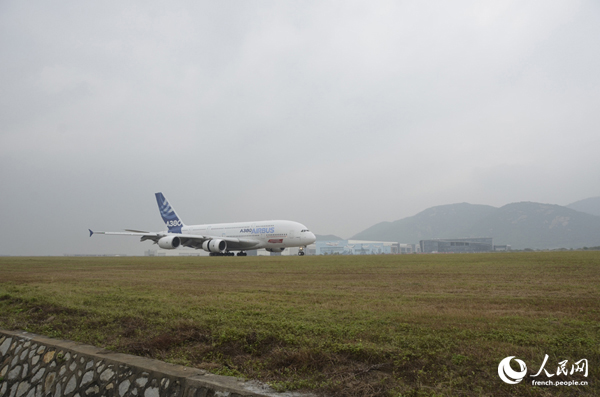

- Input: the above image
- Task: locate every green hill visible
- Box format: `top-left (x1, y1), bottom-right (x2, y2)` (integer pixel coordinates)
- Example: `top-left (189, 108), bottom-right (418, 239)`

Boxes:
top-left (567, 196), bottom-right (600, 217)
top-left (469, 202), bottom-right (600, 249)
top-left (351, 203), bottom-right (496, 242)
top-left (351, 201), bottom-right (600, 249)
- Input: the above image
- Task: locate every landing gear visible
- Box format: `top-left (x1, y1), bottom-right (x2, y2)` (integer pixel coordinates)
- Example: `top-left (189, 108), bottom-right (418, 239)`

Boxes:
top-left (236, 251), bottom-right (247, 256)
top-left (298, 247), bottom-right (306, 256)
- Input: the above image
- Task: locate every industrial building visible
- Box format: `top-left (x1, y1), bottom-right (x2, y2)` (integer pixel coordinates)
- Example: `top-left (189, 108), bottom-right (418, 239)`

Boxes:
top-left (313, 240), bottom-right (402, 255)
top-left (419, 238), bottom-right (494, 253)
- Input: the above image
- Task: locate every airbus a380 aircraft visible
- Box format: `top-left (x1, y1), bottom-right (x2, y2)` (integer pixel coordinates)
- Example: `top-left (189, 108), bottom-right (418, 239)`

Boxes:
top-left (90, 192), bottom-right (316, 256)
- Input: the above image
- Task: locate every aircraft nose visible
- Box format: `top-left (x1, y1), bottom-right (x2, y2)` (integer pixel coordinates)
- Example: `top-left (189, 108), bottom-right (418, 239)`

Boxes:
top-left (308, 232), bottom-right (316, 244)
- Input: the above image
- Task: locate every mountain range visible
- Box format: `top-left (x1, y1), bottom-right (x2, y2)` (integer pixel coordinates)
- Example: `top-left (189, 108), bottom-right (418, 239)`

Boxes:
top-left (567, 196), bottom-right (600, 217)
top-left (350, 198), bottom-right (600, 250)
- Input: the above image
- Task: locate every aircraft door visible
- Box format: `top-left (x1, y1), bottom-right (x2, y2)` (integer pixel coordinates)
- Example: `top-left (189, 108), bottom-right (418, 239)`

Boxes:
top-left (289, 229), bottom-right (300, 244)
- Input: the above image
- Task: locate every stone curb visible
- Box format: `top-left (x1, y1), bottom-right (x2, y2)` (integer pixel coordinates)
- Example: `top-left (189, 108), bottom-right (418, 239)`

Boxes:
top-left (0, 330), bottom-right (307, 397)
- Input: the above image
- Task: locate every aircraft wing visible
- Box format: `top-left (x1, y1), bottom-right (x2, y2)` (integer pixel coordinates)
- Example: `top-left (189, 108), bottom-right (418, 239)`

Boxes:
top-left (90, 230), bottom-right (157, 237)
top-left (89, 230), bottom-right (259, 250)
top-left (89, 230), bottom-right (161, 243)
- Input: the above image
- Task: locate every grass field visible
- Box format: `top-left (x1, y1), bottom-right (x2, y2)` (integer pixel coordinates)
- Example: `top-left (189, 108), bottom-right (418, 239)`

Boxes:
top-left (0, 252), bottom-right (598, 396)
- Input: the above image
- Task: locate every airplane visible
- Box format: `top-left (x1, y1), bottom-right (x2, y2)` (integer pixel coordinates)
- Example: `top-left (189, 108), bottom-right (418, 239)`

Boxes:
top-left (89, 192), bottom-right (316, 256)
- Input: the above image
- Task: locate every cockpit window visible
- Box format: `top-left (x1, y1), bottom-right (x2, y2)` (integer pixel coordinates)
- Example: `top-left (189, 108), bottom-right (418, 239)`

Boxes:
top-left (301, 229), bottom-right (310, 232)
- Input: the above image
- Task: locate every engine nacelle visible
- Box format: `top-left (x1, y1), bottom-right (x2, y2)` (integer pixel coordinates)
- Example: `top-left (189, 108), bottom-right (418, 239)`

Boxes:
top-left (266, 247), bottom-right (285, 253)
top-left (202, 239), bottom-right (227, 253)
top-left (158, 236), bottom-right (180, 249)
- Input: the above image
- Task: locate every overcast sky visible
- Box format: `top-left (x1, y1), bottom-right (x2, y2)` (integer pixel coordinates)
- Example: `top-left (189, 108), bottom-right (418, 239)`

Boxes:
top-left (1, 1), bottom-right (599, 255)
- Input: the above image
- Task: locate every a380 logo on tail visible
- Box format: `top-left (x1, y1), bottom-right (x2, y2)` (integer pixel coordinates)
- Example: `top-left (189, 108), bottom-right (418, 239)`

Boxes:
top-left (166, 220), bottom-right (182, 227)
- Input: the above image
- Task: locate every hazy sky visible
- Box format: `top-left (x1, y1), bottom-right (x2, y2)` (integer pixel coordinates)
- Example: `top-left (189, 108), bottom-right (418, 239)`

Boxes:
top-left (1, 1), bottom-right (599, 255)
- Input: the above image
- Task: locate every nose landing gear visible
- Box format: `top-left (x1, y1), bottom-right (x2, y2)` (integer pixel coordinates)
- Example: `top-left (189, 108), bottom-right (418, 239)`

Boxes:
top-left (298, 247), bottom-right (306, 256)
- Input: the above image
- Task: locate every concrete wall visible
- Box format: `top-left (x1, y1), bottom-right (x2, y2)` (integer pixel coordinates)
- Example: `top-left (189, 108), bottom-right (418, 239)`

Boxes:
top-left (0, 330), bottom-right (296, 397)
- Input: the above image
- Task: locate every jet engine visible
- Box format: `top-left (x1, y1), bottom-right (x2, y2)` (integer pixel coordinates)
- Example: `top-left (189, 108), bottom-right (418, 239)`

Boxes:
top-left (157, 235), bottom-right (180, 249)
top-left (266, 247), bottom-right (285, 253)
top-left (202, 239), bottom-right (227, 253)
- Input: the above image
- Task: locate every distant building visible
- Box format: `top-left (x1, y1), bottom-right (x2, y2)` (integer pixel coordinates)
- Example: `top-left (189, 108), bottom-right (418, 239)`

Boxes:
top-left (153, 249), bottom-right (207, 256)
top-left (419, 238), bottom-right (494, 253)
top-left (312, 240), bottom-right (400, 255)
top-left (493, 244), bottom-right (511, 251)
top-left (399, 243), bottom-right (419, 254)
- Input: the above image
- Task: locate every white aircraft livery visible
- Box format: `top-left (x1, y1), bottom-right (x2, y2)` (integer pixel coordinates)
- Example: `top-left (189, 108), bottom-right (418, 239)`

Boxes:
top-left (90, 192), bottom-right (317, 256)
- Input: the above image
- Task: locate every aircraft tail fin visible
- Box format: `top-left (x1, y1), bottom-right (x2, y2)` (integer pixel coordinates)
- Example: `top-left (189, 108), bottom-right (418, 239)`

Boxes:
top-left (155, 192), bottom-right (185, 233)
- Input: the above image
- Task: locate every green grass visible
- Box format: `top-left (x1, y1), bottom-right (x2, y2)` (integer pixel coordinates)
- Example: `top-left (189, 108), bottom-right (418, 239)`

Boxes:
top-left (0, 252), bottom-right (598, 396)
